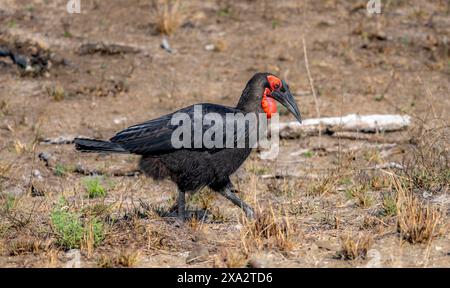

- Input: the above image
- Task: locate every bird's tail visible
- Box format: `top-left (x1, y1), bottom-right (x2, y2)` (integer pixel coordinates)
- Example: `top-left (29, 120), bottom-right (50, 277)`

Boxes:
top-left (74, 138), bottom-right (128, 153)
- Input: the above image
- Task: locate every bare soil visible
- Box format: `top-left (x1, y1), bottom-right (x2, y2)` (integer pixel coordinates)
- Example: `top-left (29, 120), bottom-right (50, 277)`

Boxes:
top-left (0, 0), bottom-right (449, 267)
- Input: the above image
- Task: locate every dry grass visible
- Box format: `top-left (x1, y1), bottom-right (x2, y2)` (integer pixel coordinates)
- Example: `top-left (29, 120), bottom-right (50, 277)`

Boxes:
top-left (7, 238), bottom-right (52, 256)
top-left (404, 118), bottom-right (449, 193)
top-left (188, 189), bottom-right (216, 210)
top-left (338, 232), bottom-right (373, 260)
top-left (370, 175), bottom-right (391, 191)
top-left (150, 0), bottom-right (185, 35)
top-left (213, 248), bottom-right (248, 268)
top-left (98, 249), bottom-right (140, 268)
top-left (307, 173), bottom-right (339, 197)
top-left (393, 176), bottom-right (443, 244)
top-left (212, 39), bottom-right (227, 52)
top-left (240, 204), bottom-right (297, 253)
top-left (145, 223), bottom-right (173, 250)
top-left (44, 249), bottom-right (60, 268)
top-left (0, 162), bottom-right (12, 178)
top-left (267, 179), bottom-right (298, 197)
top-left (346, 184), bottom-right (373, 208)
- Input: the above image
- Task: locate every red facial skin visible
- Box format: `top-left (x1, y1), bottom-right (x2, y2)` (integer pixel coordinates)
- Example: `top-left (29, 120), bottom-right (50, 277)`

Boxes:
top-left (261, 88), bottom-right (277, 118)
top-left (267, 75), bottom-right (282, 91)
top-left (261, 76), bottom-right (282, 118)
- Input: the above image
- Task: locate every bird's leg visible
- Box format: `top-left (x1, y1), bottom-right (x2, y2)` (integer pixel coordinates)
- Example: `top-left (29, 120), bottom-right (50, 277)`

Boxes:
top-left (218, 186), bottom-right (254, 219)
top-left (167, 201), bottom-right (178, 216)
top-left (177, 190), bottom-right (186, 222)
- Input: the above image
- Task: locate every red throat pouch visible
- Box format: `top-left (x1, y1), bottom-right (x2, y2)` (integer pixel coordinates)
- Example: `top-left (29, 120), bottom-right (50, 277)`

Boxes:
top-left (261, 88), bottom-right (277, 119)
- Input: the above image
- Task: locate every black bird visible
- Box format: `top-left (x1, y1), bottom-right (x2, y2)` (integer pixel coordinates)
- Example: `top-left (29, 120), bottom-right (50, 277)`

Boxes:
top-left (75, 73), bottom-right (301, 221)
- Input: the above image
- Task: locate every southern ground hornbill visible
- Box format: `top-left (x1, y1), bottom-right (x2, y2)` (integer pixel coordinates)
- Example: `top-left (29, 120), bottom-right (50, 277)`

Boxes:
top-left (75, 73), bottom-right (301, 222)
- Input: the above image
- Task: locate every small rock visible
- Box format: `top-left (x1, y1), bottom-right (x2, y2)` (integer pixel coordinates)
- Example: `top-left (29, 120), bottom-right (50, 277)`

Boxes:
top-left (160, 37), bottom-right (173, 53)
top-left (423, 191), bottom-right (432, 199)
top-left (204, 44), bottom-right (215, 51)
top-left (65, 249), bottom-right (81, 268)
top-left (186, 244), bottom-right (209, 264)
top-left (33, 169), bottom-right (43, 180)
top-left (113, 116), bottom-right (127, 125)
top-left (38, 152), bottom-right (55, 166)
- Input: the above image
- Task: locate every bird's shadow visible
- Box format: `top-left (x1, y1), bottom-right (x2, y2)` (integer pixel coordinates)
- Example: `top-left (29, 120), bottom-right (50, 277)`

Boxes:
top-left (155, 207), bottom-right (213, 223)
top-left (139, 199), bottom-right (215, 223)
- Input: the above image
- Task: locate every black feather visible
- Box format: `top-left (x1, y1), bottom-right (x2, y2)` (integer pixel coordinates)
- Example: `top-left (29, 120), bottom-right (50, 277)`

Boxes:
top-left (74, 138), bottom-right (128, 153)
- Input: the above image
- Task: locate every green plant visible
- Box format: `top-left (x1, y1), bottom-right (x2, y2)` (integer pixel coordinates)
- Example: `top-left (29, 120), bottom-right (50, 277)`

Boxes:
top-left (51, 198), bottom-right (104, 249)
top-left (217, 6), bottom-right (231, 17)
top-left (8, 20), bottom-right (16, 28)
top-left (4, 195), bottom-right (17, 212)
top-left (381, 192), bottom-right (397, 216)
top-left (308, 174), bottom-right (339, 196)
top-left (54, 164), bottom-right (66, 177)
top-left (51, 205), bottom-right (84, 249)
top-left (83, 177), bottom-right (106, 198)
top-left (271, 20), bottom-right (279, 29)
top-left (302, 150), bottom-right (313, 158)
top-left (246, 164), bottom-right (269, 175)
top-left (346, 185), bottom-right (373, 208)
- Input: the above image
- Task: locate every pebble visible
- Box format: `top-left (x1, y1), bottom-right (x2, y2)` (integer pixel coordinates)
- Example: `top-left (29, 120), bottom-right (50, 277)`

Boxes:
top-left (33, 169), bottom-right (43, 180)
top-left (204, 44), bottom-right (215, 51)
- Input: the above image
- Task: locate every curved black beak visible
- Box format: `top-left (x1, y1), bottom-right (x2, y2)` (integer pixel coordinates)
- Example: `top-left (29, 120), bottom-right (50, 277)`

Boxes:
top-left (269, 80), bottom-right (302, 123)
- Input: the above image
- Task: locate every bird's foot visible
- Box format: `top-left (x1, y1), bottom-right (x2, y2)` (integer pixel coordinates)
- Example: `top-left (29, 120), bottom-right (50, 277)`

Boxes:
top-left (171, 210), bottom-right (211, 226)
top-left (244, 207), bottom-right (255, 220)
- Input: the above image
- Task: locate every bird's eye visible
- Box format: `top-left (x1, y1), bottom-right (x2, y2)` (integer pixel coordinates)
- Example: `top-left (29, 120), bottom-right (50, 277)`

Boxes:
top-left (267, 75), bottom-right (282, 91)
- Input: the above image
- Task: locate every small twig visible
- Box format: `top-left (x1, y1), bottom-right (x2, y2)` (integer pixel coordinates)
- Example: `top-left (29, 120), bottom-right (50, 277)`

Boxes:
top-left (364, 162), bottom-right (405, 170)
top-left (302, 37), bottom-right (321, 146)
top-left (40, 135), bottom-right (87, 145)
top-left (332, 132), bottom-right (388, 142)
top-left (73, 164), bottom-right (141, 177)
top-left (302, 37), bottom-right (320, 119)
top-left (379, 70), bottom-right (396, 101)
top-left (37, 152), bottom-right (140, 177)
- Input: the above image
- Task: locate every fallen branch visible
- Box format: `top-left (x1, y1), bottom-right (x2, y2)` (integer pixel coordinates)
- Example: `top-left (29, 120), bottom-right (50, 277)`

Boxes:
top-left (261, 172), bottom-right (319, 180)
top-left (365, 162), bottom-right (405, 170)
top-left (73, 164), bottom-right (140, 177)
top-left (273, 114), bottom-right (411, 139)
top-left (40, 135), bottom-right (85, 145)
top-left (38, 151), bottom-right (140, 177)
top-left (331, 132), bottom-right (389, 142)
top-left (79, 42), bottom-right (141, 55)
top-left (290, 143), bottom-right (398, 156)
top-left (261, 162), bottom-right (405, 179)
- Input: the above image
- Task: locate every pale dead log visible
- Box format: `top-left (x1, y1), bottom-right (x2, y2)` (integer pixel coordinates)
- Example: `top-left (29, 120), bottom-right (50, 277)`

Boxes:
top-left (273, 114), bottom-right (411, 139)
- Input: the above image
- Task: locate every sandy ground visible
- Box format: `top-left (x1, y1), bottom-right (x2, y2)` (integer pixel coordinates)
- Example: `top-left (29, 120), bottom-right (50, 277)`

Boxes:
top-left (0, 0), bottom-right (449, 267)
